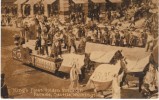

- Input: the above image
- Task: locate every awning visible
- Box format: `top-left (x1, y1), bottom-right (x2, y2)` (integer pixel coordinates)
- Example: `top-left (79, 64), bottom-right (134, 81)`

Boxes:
top-left (43, 0), bottom-right (56, 4)
top-left (109, 0), bottom-right (122, 3)
top-left (72, 0), bottom-right (88, 4)
top-left (14, 0), bottom-right (27, 4)
top-left (25, 0), bottom-right (41, 5)
top-left (92, 0), bottom-right (106, 3)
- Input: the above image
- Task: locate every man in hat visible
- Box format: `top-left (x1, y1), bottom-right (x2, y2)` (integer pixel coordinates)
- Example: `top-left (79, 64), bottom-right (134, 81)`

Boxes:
top-left (145, 32), bottom-right (154, 52)
top-left (129, 31), bottom-right (134, 47)
top-left (120, 31), bottom-right (126, 47)
top-left (141, 30), bottom-right (148, 47)
top-left (119, 57), bottom-right (129, 88)
top-left (124, 29), bottom-right (130, 47)
top-left (141, 63), bottom-right (158, 97)
top-left (41, 25), bottom-right (49, 55)
top-left (68, 31), bottom-right (77, 53)
top-left (129, 16), bottom-right (135, 27)
top-left (115, 30), bottom-right (120, 46)
top-left (13, 34), bottom-right (21, 48)
top-left (78, 38), bottom-right (86, 54)
top-left (110, 27), bottom-right (116, 45)
top-left (51, 40), bottom-right (61, 59)
top-left (24, 23), bottom-right (31, 42)
top-left (63, 29), bottom-right (69, 49)
top-left (104, 27), bottom-right (110, 45)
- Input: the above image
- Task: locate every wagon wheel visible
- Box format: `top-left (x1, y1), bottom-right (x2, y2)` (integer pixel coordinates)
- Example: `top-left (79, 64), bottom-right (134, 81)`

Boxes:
top-left (23, 55), bottom-right (32, 65)
top-left (16, 51), bottom-right (22, 61)
top-left (143, 12), bottom-right (147, 17)
top-left (27, 56), bottom-right (32, 65)
top-left (12, 48), bottom-right (19, 59)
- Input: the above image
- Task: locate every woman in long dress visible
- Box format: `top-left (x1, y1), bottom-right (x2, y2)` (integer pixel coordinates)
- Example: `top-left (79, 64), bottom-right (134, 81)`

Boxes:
top-left (69, 59), bottom-right (80, 90)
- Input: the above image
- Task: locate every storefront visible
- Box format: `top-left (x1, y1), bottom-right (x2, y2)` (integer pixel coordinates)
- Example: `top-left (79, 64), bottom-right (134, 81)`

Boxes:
top-left (25, 0), bottom-right (44, 16)
top-left (59, 0), bottom-right (70, 22)
top-left (14, 0), bottom-right (28, 17)
top-left (24, 4), bottom-right (30, 16)
top-left (69, 0), bottom-right (88, 23)
top-left (131, 0), bottom-right (143, 5)
top-left (88, 0), bottom-right (106, 22)
top-left (42, 0), bottom-right (58, 17)
top-left (105, 0), bottom-right (123, 11)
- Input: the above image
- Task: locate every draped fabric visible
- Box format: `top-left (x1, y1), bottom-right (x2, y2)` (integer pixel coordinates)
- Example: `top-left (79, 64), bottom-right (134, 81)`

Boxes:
top-left (109, 0), bottom-right (122, 3)
top-left (25, 0), bottom-right (41, 5)
top-left (72, 0), bottom-right (88, 4)
top-left (91, 0), bottom-right (106, 3)
top-left (42, 0), bottom-right (56, 4)
top-left (14, 0), bottom-right (27, 4)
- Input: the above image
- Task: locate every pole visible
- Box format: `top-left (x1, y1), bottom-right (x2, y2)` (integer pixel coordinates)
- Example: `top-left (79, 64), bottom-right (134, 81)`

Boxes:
top-left (17, 4), bottom-right (22, 17)
top-left (44, 3), bottom-right (48, 17)
top-left (30, 4), bottom-right (34, 17)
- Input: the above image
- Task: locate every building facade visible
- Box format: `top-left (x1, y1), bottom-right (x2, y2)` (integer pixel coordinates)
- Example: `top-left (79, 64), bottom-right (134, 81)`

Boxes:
top-left (3, 0), bottom-right (157, 20)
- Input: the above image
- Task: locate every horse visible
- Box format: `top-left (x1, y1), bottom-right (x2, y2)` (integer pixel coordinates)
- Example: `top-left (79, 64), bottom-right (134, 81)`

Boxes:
top-left (86, 50), bottom-right (124, 73)
top-left (141, 63), bottom-right (158, 98)
top-left (119, 55), bottom-right (158, 93)
top-left (110, 50), bottom-right (124, 65)
top-left (83, 52), bottom-right (125, 98)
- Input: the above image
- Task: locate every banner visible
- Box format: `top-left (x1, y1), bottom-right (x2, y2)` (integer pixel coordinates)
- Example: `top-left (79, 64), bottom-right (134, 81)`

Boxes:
top-left (31, 55), bottom-right (56, 73)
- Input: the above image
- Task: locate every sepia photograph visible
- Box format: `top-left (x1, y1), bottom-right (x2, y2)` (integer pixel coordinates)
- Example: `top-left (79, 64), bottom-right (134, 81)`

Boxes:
top-left (1, 0), bottom-right (158, 99)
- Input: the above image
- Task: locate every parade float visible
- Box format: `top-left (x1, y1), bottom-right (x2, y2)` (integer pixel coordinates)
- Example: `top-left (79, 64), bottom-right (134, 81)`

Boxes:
top-left (11, 36), bottom-right (123, 75)
top-left (12, 39), bottom-right (63, 74)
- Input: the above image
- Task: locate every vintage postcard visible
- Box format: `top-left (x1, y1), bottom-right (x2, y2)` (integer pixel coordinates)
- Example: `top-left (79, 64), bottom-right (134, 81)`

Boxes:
top-left (1, 0), bottom-right (158, 99)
